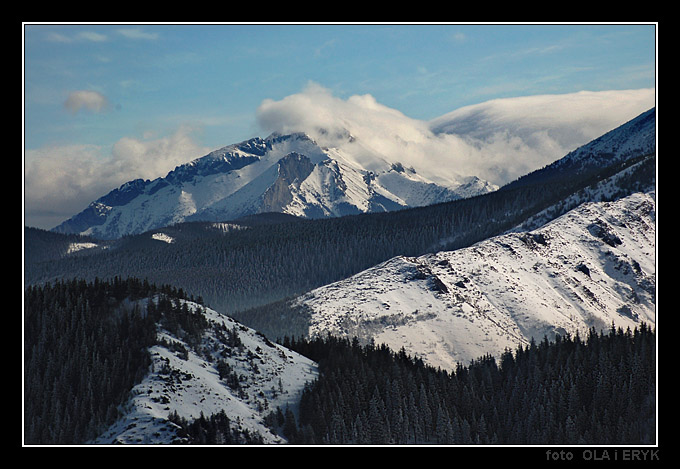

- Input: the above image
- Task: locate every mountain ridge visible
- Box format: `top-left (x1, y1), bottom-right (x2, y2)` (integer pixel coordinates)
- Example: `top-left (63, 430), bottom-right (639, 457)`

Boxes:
top-left (52, 132), bottom-right (495, 239)
top-left (91, 295), bottom-right (318, 444)
top-left (297, 188), bottom-right (655, 370)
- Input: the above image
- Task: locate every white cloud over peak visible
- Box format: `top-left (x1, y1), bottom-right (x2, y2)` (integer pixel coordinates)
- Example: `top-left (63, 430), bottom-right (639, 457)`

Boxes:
top-left (257, 82), bottom-right (454, 180)
top-left (257, 83), bottom-right (655, 186)
top-left (429, 88), bottom-right (656, 183)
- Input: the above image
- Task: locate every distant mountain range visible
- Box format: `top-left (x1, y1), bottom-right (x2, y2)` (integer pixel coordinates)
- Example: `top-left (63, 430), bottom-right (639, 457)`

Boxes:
top-left (26, 109), bottom-right (656, 317)
top-left (52, 132), bottom-right (496, 239)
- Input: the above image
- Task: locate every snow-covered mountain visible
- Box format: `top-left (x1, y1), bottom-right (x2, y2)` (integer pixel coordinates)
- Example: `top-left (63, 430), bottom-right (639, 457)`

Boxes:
top-left (52, 132), bottom-right (496, 239)
top-left (501, 108), bottom-right (656, 190)
top-left (295, 189), bottom-right (655, 371)
top-left (286, 107), bottom-right (656, 371)
top-left (91, 297), bottom-right (318, 444)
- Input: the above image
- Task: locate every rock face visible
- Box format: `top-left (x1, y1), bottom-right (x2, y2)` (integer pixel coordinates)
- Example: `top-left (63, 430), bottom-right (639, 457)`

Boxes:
top-left (262, 153), bottom-right (316, 212)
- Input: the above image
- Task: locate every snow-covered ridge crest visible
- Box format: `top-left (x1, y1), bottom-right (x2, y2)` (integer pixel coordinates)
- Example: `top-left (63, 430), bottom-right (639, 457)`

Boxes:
top-left (92, 297), bottom-right (318, 444)
top-left (297, 190), bottom-right (655, 371)
top-left (53, 131), bottom-right (492, 239)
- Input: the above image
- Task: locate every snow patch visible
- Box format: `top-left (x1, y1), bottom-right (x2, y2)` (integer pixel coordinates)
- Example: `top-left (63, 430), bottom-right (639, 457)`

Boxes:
top-left (67, 242), bottom-right (98, 253)
top-left (151, 233), bottom-right (175, 244)
top-left (209, 222), bottom-right (248, 234)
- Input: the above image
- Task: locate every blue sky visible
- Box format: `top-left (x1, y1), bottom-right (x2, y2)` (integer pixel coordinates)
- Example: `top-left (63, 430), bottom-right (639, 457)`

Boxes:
top-left (23, 23), bottom-right (656, 228)
top-left (24, 23), bottom-right (656, 150)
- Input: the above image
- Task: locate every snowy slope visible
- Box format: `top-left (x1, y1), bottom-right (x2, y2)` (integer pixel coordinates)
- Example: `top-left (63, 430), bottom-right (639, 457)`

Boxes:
top-left (501, 108), bottom-right (655, 191)
top-left (53, 132), bottom-right (494, 239)
top-left (296, 190), bottom-right (656, 371)
top-left (91, 299), bottom-right (318, 444)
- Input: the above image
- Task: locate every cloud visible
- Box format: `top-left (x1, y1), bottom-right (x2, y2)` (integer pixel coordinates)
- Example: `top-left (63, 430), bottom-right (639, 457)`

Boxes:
top-left (46, 32), bottom-right (73, 43)
top-left (43, 27), bottom-right (157, 44)
top-left (257, 83), bottom-right (655, 186)
top-left (64, 90), bottom-right (109, 115)
top-left (109, 125), bottom-right (208, 179)
top-left (77, 31), bottom-right (108, 42)
top-left (450, 32), bottom-right (467, 43)
top-left (429, 88), bottom-right (656, 183)
top-left (257, 81), bottom-right (439, 172)
top-left (46, 31), bottom-right (109, 43)
top-left (24, 126), bottom-right (209, 229)
top-left (117, 28), bottom-right (160, 40)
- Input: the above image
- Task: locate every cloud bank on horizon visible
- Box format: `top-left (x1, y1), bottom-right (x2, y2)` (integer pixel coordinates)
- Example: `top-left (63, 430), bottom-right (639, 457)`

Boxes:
top-left (257, 83), bottom-right (655, 186)
top-left (25, 85), bottom-right (655, 230)
top-left (24, 125), bottom-right (211, 230)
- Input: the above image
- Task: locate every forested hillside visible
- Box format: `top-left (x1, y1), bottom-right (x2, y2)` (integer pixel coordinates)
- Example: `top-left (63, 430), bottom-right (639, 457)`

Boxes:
top-left (283, 324), bottom-right (656, 445)
top-left (24, 278), bottom-right (211, 444)
top-left (23, 107), bottom-right (657, 445)
top-left (24, 277), bottom-right (656, 445)
top-left (25, 152), bottom-right (655, 324)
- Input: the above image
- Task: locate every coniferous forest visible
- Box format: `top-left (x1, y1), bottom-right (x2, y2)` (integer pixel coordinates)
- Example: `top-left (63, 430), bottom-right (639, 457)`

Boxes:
top-left (23, 278), bottom-right (213, 445)
top-left (281, 325), bottom-right (656, 445)
top-left (25, 153), bottom-right (655, 326)
top-left (24, 277), bottom-right (656, 445)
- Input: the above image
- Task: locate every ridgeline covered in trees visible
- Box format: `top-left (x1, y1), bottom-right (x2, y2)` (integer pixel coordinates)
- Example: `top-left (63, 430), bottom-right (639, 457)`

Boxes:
top-left (281, 324), bottom-right (656, 445)
top-left (23, 277), bottom-right (215, 445)
top-left (25, 153), bottom-right (655, 324)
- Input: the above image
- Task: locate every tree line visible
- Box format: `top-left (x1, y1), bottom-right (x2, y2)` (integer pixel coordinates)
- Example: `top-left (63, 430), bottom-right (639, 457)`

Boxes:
top-left (167, 410), bottom-right (265, 445)
top-left (280, 323), bottom-right (656, 445)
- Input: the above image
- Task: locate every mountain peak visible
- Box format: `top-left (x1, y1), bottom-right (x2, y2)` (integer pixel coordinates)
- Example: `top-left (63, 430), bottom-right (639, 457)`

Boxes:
top-left (52, 131), bottom-right (492, 239)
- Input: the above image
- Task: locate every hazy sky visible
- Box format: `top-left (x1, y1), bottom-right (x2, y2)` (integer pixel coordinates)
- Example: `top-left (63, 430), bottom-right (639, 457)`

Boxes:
top-left (23, 23), bottom-right (657, 229)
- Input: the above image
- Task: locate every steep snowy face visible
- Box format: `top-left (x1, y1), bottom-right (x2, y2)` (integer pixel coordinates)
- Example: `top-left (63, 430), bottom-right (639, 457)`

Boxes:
top-left (297, 191), bottom-right (656, 371)
top-left (52, 132), bottom-right (494, 239)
